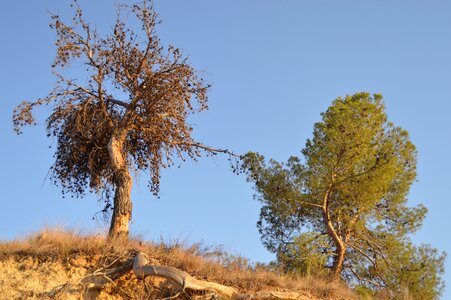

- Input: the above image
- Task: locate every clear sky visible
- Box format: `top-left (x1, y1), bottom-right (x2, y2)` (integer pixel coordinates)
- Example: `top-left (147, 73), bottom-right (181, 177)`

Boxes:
top-left (1, 0), bottom-right (450, 298)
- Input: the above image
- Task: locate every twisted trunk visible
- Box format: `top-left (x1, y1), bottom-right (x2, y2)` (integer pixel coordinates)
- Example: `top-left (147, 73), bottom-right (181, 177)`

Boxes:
top-left (322, 184), bottom-right (346, 279)
top-left (331, 242), bottom-right (346, 277)
top-left (107, 133), bottom-right (132, 239)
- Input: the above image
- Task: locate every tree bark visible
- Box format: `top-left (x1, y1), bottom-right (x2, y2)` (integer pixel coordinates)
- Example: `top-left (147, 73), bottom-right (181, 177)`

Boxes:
top-left (322, 184), bottom-right (346, 279)
top-left (331, 244), bottom-right (346, 277)
top-left (107, 133), bottom-right (132, 239)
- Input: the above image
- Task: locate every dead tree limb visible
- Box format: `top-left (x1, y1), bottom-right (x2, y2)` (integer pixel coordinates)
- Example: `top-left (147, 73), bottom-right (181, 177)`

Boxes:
top-left (133, 252), bottom-right (238, 297)
top-left (132, 252), bottom-right (310, 300)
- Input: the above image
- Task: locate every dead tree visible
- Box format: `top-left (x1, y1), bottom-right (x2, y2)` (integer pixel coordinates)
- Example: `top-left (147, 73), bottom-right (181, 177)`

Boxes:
top-left (13, 1), bottom-right (233, 238)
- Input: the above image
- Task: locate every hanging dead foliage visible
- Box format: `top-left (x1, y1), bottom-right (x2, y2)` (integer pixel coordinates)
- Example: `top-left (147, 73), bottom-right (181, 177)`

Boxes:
top-left (13, 0), bottom-right (235, 238)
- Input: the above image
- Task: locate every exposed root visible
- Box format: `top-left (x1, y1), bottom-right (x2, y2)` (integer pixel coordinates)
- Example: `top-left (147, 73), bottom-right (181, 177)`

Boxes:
top-left (133, 252), bottom-right (238, 297)
top-left (46, 251), bottom-right (311, 299)
top-left (131, 252), bottom-right (310, 300)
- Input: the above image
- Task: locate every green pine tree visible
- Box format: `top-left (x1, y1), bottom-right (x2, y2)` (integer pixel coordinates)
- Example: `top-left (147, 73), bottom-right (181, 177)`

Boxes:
top-left (242, 93), bottom-right (445, 299)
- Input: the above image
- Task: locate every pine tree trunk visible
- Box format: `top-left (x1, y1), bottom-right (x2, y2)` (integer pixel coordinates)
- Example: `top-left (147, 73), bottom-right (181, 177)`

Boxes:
top-left (331, 244), bottom-right (345, 278)
top-left (322, 184), bottom-right (345, 280)
top-left (107, 134), bottom-right (132, 239)
top-left (326, 219), bottom-right (346, 279)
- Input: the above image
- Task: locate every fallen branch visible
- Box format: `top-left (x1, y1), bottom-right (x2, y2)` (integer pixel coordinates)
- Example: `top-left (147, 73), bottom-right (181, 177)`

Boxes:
top-left (132, 252), bottom-right (310, 300)
top-left (133, 252), bottom-right (238, 297)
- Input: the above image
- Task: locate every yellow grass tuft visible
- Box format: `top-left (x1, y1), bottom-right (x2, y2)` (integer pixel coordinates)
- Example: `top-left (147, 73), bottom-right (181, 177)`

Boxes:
top-left (0, 229), bottom-right (359, 299)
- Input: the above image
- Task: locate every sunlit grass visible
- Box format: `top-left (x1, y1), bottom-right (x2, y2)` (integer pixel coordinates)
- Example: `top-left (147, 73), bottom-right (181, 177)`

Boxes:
top-left (0, 228), bottom-right (358, 299)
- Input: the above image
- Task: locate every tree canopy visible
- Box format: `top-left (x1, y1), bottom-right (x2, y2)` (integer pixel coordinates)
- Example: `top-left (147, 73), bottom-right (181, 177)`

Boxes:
top-left (13, 1), bottom-right (233, 238)
top-left (242, 93), bottom-right (445, 299)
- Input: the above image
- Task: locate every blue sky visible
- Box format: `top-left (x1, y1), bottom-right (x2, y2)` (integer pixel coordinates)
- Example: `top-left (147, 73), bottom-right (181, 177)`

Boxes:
top-left (1, 0), bottom-right (451, 297)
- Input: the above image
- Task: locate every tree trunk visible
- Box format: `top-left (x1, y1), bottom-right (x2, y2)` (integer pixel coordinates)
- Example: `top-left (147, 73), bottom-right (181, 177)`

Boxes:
top-left (322, 184), bottom-right (346, 280)
top-left (325, 214), bottom-right (346, 279)
top-left (107, 133), bottom-right (132, 239)
top-left (331, 243), bottom-right (346, 278)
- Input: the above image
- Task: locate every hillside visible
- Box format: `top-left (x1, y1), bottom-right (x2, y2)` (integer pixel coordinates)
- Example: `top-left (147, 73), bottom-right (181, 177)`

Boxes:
top-left (0, 230), bottom-right (358, 299)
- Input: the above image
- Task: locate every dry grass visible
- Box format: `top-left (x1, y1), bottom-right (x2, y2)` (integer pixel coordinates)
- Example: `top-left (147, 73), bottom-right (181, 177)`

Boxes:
top-left (0, 229), bottom-right (359, 299)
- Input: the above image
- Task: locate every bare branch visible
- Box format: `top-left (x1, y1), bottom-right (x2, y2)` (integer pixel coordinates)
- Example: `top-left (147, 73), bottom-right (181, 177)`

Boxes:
top-left (345, 264), bottom-right (386, 288)
top-left (169, 141), bottom-right (239, 157)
